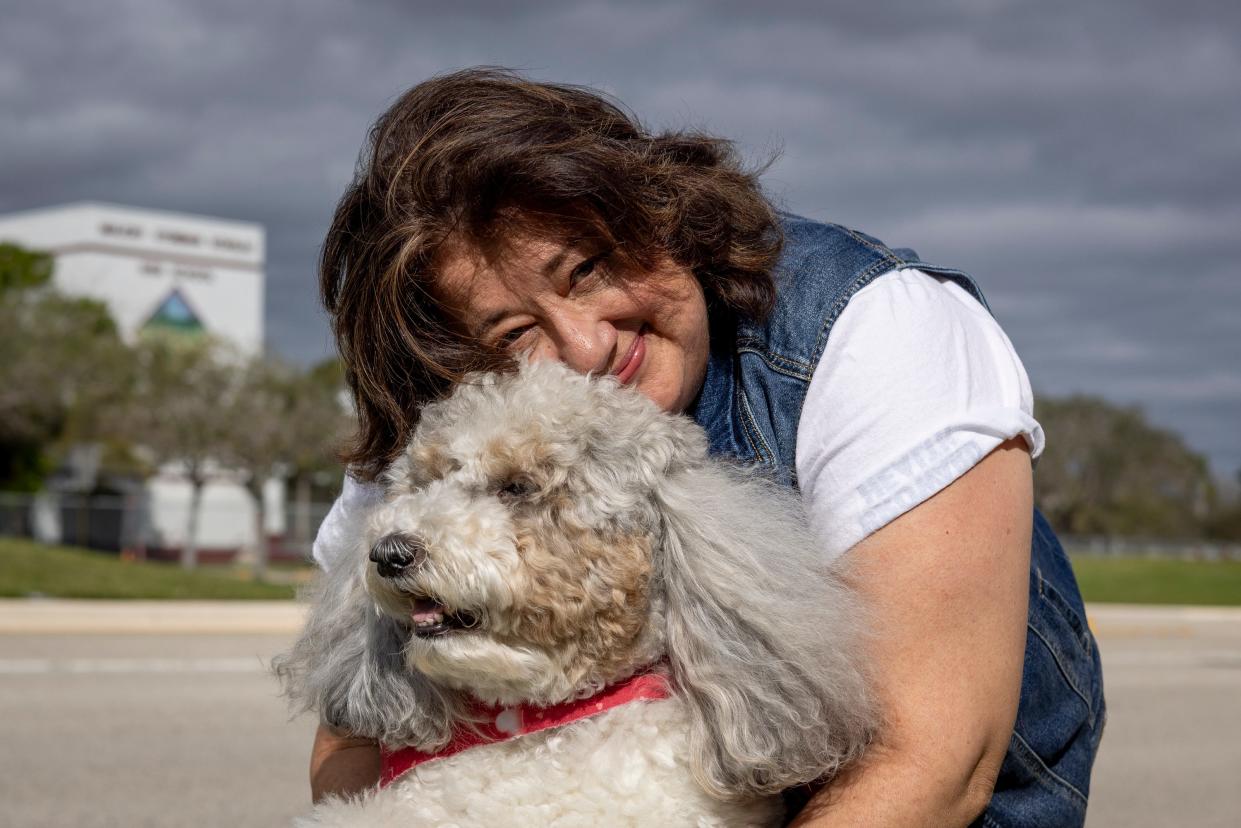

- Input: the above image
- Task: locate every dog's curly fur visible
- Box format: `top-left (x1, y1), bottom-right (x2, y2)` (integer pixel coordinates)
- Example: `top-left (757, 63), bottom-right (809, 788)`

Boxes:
top-left (275, 360), bottom-right (876, 826)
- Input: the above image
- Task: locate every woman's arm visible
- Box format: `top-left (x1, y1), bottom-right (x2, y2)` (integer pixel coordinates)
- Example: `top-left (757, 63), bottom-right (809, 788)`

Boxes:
top-left (792, 437), bottom-right (1032, 827)
top-left (309, 723), bottom-right (381, 804)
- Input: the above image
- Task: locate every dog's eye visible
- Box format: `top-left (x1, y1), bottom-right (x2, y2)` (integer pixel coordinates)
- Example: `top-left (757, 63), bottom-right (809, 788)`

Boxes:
top-left (496, 477), bottom-right (537, 501)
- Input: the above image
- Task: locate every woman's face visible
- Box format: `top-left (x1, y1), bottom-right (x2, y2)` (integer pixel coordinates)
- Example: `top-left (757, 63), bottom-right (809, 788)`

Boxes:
top-left (435, 232), bottom-right (710, 414)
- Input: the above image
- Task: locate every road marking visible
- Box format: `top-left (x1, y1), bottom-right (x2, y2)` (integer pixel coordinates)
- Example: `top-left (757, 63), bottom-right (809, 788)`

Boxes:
top-left (1101, 649), bottom-right (1241, 668)
top-left (0, 657), bottom-right (268, 674)
top-left (0, 599), bottom-right (306, 635)
top-left (1087, 605), bottom-right (1241, 624)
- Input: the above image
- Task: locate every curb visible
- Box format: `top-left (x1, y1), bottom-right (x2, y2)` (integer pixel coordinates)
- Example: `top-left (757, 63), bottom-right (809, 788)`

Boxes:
top-left (1085, 603), bottom-right (1241, 623)
top-left (1086, 603), bottom-right (1241, 639)
top-left (2, 599), bottom-right (1239, 636)
top-left (0, 599), bottom-right (307, 634)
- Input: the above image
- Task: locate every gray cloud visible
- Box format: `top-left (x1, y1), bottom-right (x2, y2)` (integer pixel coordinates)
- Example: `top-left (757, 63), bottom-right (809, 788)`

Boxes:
top-left (1, 0), bottom-right (1238, 474)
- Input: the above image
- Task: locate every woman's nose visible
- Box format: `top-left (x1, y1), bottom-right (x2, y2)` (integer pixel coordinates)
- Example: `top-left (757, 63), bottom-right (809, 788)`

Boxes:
top-left (539, 308), bottom-right (617, 374)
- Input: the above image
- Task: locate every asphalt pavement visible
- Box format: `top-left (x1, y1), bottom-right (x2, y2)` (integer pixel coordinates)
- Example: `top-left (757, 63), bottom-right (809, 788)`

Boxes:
top-left (0, 600), bottom-right (1236, 827)
top-left (1085, 605), bottom-right (1241, 828)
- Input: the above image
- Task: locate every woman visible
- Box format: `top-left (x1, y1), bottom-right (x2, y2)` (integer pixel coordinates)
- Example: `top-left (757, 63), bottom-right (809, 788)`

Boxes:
top-left (309, 68), bottom-right (1105, 826)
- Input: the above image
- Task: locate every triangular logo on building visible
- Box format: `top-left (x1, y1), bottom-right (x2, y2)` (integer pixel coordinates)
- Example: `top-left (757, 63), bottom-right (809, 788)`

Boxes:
top-left (142, 288), bottom-right (205, 335)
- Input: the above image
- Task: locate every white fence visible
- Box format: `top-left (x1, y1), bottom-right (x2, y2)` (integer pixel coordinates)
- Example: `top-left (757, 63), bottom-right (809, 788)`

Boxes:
top-left (1061, 535), bottom-right (1241, 562)
top-left (0, 490), bottom-right (333, 563)
top-left (4, 490), bottom-right (1239, 562)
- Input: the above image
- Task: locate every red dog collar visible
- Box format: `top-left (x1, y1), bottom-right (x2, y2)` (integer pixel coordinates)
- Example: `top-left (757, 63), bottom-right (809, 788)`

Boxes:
top-left (379, 671), bottom-right (672, 788)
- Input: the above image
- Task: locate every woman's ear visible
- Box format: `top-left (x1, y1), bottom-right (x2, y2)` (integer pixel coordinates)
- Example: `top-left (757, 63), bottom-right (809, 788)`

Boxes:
top-left (272, 554), bottom-right (463, 751)
top-left (654, 462), bottom-right (877, 799)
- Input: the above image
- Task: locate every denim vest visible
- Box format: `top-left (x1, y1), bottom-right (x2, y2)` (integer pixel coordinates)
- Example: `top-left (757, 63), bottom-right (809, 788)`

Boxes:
top-left (690, 214), bottom-right (1106, 827)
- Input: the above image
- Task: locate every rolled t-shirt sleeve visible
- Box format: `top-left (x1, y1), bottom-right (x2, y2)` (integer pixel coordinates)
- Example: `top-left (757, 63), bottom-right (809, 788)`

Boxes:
top-left (795, 267), bottom-right (1044, 562)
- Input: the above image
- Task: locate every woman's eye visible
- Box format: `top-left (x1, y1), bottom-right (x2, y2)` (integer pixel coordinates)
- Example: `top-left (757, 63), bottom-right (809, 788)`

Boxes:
top-left (568, 250), bottom-right (610, 290)
top-left (497, 325), bottom-right (533, 348)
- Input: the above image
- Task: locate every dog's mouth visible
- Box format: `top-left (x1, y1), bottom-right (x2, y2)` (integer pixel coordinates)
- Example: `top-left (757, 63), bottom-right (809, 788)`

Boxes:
top-left (409, 595), bottom-right (480, 638)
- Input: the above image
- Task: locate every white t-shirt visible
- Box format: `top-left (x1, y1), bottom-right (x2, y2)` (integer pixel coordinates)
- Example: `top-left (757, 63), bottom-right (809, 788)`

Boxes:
top-left (312, 267), bottom-right (1042, 570)
top-left (796, 268), bottom-right (1042, 562)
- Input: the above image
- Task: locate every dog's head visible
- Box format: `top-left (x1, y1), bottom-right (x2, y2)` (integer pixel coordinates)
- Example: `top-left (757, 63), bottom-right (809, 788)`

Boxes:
top-left (277, 360), bottom-right (874, 798)
top-left (364, 359), bottom-right (705, 705)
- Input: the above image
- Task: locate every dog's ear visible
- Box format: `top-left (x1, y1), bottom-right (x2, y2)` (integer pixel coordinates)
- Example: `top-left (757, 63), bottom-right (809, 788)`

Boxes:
top-left (273, 556), bottom-right (463, 750)
top-left (654, 462), bottom-right (877, 799)
top-left (577, 375), bottom-right (711, 489)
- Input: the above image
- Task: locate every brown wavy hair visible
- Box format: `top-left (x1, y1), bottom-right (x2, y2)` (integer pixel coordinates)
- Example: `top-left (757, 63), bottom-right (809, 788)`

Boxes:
top-left (321, 67), bottom-right (783, 481)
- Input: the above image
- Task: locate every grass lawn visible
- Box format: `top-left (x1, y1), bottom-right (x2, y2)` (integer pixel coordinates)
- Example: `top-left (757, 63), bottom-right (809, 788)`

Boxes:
top-left (3, 537), bottom-right (1239, 605)
top-left (1070, 555), bottom-right (1241, 606)
top-left (0, 537), bottom-right (298, 600)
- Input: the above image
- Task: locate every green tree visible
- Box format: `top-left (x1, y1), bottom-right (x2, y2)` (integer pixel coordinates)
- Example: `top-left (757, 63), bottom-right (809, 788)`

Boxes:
top-left (119, 338), bottom-right (240, 568)
top-left (1034, 395), bottom-right (1215, 538)
top-left (0, 246), bottom-right (132, 490)
top-left (0, 243), bottom-right (53, 292)
top-left (219, 356), bottom-right (352, 577)
top-left (1203, 469), bottom-right (1241, 542)
top-left (279, 358), bottom-right (352, 553)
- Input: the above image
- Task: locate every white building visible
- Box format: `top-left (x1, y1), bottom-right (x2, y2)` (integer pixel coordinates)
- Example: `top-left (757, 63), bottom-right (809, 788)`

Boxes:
top-left (0, 201), bottom-right (264, 355)
top-left (0, 202), bottom-right (284, 559)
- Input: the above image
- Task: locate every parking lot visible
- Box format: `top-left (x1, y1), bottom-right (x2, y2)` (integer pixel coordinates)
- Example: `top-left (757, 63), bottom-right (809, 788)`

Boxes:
top-left (0, 601), bottom-right (1236, 827)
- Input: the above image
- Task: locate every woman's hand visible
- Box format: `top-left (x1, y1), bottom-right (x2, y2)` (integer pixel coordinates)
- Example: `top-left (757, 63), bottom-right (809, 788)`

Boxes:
top-left (309, 723), bottom-right (381, 804)
top-left (792, 437), bottom-right (1033, 827)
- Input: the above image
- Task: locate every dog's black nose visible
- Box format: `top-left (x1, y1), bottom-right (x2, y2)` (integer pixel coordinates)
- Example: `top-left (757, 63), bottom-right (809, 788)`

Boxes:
top-left (369, 532), bottom-right (427, 578)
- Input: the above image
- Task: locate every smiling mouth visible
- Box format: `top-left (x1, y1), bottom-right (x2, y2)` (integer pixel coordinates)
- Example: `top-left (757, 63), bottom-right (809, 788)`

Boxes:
top-left (409, 595), bottom-right (480, 638)
top-left (613, 326), bottom-right (647, 384)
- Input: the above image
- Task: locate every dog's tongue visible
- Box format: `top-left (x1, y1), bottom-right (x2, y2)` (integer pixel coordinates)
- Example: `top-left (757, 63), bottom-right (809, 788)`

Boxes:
top-left (412, 597), bottom-right (445, 625)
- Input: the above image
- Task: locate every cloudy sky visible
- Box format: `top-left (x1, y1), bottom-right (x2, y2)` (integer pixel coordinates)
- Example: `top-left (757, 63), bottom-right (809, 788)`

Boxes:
top-left (2, 0), bottom-right (1239, 476)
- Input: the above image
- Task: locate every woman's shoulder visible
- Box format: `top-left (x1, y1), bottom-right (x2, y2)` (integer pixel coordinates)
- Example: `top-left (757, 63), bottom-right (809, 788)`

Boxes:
top-left (775, 212), bottom-right (919, 267)
top-left (794, 266), bottom-right (1043, 559)
top-left (736, 213), bottom-right (981, 376)
top-left (695, 216), bottom-right (1001, 481)
top-left (767, 213), bottom-right (913, 308)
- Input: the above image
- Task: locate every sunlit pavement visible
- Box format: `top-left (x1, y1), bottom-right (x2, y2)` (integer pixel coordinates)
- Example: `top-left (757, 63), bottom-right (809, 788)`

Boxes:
top-left (0, 601), bottom-right (1236, 827)
top-left (1086, 605), bottom-right (1241, 828)
top-left (0, 630), bottom-right (312, 827)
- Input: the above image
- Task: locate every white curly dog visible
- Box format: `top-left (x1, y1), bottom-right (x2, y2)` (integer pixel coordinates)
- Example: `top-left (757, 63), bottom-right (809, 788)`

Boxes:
top-left (276, 360), bottom-right (875, 827)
